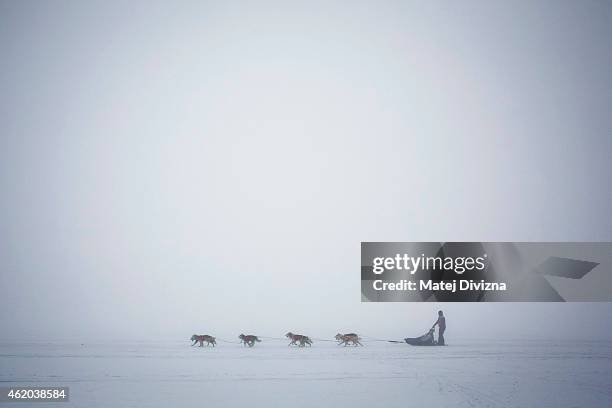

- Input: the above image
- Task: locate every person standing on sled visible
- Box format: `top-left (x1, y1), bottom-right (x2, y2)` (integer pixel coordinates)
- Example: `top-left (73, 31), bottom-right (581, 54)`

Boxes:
top-left (431, 310), bottom-right (446, 345)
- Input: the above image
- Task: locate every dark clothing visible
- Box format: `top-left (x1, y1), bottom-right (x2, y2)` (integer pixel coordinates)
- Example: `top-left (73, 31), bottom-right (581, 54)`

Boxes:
top-left (435, 315), bottom-right (446, 345)
top-left (438, 327), bottom-right (445, 345)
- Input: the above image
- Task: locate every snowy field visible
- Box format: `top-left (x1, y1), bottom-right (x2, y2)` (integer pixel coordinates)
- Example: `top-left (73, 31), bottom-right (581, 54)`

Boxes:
top-left (1, 338), bottom-right (611, 408)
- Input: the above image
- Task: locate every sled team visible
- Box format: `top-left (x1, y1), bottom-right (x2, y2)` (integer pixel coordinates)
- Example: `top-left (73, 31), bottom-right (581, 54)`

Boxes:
top-left (191, 311), bottom-right (446, 348)
top-left (190, 332), bottom-right (362, 347)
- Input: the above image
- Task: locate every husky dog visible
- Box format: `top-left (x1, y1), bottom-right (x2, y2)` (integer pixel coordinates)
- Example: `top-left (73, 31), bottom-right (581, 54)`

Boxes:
top-left (285, 332), bottom-right (312, 347)
top-left (191, 334), bottom-right (216, 347)
top-left (335, 333), bottom-right (363, 346)
top-left (239, 334), bottom-right (261, 347)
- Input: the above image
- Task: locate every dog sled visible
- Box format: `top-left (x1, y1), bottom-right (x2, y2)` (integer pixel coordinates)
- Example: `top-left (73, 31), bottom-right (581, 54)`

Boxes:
top-left (404, 328), bottom-right (443, 346)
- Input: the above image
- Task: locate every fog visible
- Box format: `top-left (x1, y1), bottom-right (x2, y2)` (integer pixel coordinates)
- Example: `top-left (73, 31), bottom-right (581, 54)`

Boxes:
top-left (1, 0), bottom-right (611, 342)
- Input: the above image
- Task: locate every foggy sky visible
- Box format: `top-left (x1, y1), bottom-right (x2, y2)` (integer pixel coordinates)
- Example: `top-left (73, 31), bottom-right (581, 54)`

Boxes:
top-left (1, 0), bottom-right (611, 341)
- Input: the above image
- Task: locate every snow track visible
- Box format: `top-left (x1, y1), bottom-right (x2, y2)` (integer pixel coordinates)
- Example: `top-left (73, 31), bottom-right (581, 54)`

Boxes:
top-left (1, 340), bottom-right (610, 408)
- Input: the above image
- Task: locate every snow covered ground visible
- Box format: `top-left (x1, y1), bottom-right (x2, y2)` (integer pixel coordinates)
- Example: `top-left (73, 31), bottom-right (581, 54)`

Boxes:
top-left (1, 338), bottom-right (611, 408)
